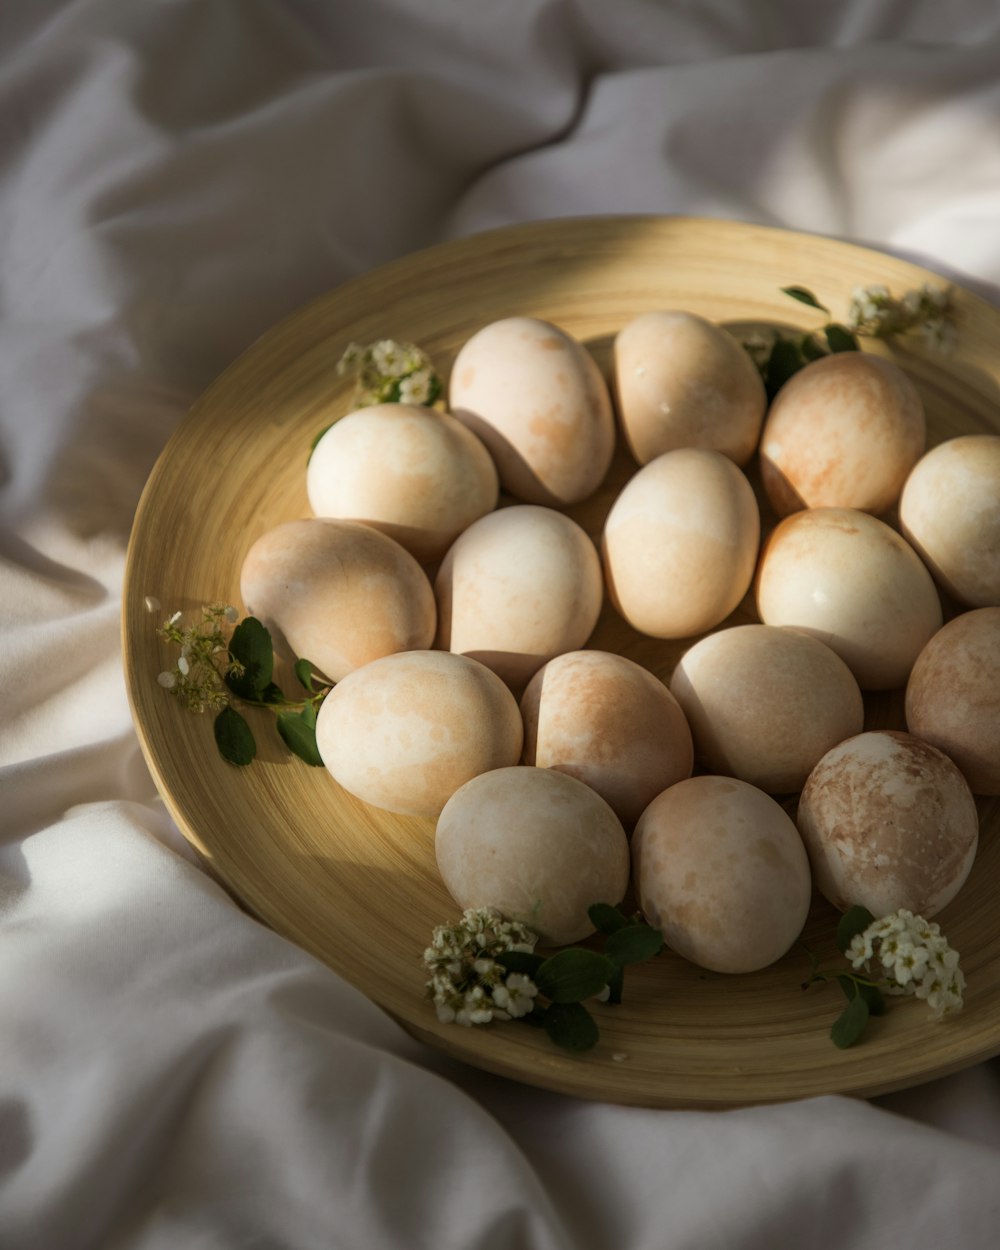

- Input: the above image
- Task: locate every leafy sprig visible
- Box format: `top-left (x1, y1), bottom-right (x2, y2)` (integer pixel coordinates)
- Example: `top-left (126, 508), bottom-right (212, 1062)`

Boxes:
top-left (744, 280), bottom-right (954, 398)
top-left (156, 605), bottom-right (331, 768)
top-left (424, 903), bottom-right (665, 1053)
top-left (801, 906), bottom-right (887, 1049)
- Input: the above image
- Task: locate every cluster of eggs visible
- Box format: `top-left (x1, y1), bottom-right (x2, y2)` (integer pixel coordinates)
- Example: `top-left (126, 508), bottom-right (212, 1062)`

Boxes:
top-left (240, 311), bottom-right (1000, 973)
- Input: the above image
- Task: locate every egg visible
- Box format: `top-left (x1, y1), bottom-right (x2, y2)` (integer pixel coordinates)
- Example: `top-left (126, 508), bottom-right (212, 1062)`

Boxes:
top-left (759, 351), bottom-right (925, 516)
top-left (435, 504), bottom-right (604, 691)
top-left (449, 316), bottom-right (615, 506)
top-left (906, 607), bottom-right (1000, 794)
top-left (315, 650), bottom-right (523, 817)
top-left (240, 517), bottom-right (436, 682)
top-left (796, 730), bottom-right (979, 918)
top-left (520, 650), bottom-right (694, 827)
top-left (602, 448), bottom-right (760, 638)
top-left (899, 433), bottom-right (1000, 607)
top-left (307, 403), bottom-right (499, 563)
top-left (435, 766), bottom-right (630, 946)
top-left (612, 310), bottom-right (767, 466)
top-left (631, 776), bottom-right (812, 974)
top-left (670, 625), bottom-right (864, 794)
top-left (755, 507), bottom-right (942, 690)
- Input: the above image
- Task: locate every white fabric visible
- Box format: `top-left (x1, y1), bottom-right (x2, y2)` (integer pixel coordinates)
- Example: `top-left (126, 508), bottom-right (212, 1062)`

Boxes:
top-left (3, 3), bottom-right (1000, 1246)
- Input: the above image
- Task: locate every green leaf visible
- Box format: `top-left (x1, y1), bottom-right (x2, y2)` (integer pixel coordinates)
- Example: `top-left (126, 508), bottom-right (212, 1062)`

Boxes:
top-left (294, 658), bottom-right (316, 693)
top-left (258, 681), bottom-right (285, 706)
top-left (800, 332), bottom-right (828, 362)
top-left (606, 965), bottom-right (625, 1006)
top-left (825, 323), bottom-right (860, 353)
top-left (836, 905), bottom-right (876, 955)
top-left (781, 285), bottom-right (829, 313)
top-left (496, 950), bottom-right (546, 978)
top-left (605, 924), bottom-right (664, 966)
top-left (308, 423), bottom-right (334, 462)
top-left (535, 949), bottom-right (617, 1004)
top-left (300, 699), bottom-right (319, 730)
top-left (276, 710), bottom-right (324, 767)
top-left (831, 993), bottom-right (870, 1049)
top-left (543, 1001), bottom-right (599, 1052)
top-left (765, 336), bottom-right (807, 398)
top-left (214, 705), bottom-right (256, 766)
top-left (227, 617), bottom-right (273, 698)
top-left (587, 903), bottom-right (630, 935)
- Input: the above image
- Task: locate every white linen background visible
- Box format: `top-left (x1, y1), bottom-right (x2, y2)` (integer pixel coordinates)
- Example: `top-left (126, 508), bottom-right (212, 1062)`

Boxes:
top-left (2, 2), bottom-right (1000, 1247)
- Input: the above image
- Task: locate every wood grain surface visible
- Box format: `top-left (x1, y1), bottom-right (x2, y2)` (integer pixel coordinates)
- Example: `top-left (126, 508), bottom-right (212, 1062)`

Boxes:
top-left (122, 216), bottom-right (1000, 1108)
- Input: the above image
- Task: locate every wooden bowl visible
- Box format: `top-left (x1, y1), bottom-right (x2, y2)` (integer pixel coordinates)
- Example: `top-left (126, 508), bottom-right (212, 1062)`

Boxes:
top-left (122, 216), bottom-right (1000, 1108)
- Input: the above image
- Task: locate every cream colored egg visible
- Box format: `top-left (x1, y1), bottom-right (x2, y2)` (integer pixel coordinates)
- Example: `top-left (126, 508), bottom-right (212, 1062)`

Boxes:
top-left (670, 625), bottom-right (864, 794)
top-left (613, 310), bottom-right (767, 466)
top-left (632, 776), bottom-right (812, 973)
top-left (797, 730), bottom-right (979, 917)
top-left (602, 448), bottom-right (760, 639)
top-left (906, 607), bottom-right (1000, 795)
top-left (899, 434), bottom-right (1000, 607)
top-left (435, 505), bottom-right (603, 691)
top-left (240, 518), bottom-right (436, 682)
top-left (315, 650), bottom-right (522, 818)
top-left (759, 352), bottom-right (925, 516)
top-left (307, 403), bottom-right (499, 563)
top-left (755, 507), bottom-right (942, 690)
top-left (520, 650), bottom-right (694, 827)
top-left (449, 317), bottom-right (615, 506)
top-left (435, 766), bottom-right (630, 946)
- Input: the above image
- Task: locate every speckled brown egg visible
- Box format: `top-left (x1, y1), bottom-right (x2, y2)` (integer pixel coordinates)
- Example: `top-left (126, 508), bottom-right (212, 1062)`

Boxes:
top-left (520, 650), bottom-right (694, 827)
top-left (759, 351), bottom-right (925, 516)
top-left (631, 776), bottom-right (812, 973)
top-left (899, 434), bottom-right (1000, 607)
top-left (315, 650), bottom-right (523, 817)
top-left (240, 518), bottom-right (436, 682)
top-left (449, 317), bottom-right (615, 507)
top-left (435, 766), bottom-right (630, 946)
top-left (906, 607), bottom-right (1000, 795)
top-left (797, 730), bottom-right (979, 917)
top-left (670, 625), bottom-right (864, 794)
top-left (435, 504), bottom-right (604, 691)
top-left (307, 403), bottom-right (499, 563)
top-left (755, 507), bottom-right (942, 690)
top-left (602, 448), bottom-right (760, 639)
top-left (612, 310), bottom-right (767, 467)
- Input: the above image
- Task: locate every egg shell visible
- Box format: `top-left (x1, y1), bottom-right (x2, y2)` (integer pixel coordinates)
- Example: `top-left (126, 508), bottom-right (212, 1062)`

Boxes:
top-left (670, 625), bottom-right (864, 794)
top-left (755, 507), bottom-right (942, 690)
top-left (240, 517), bottom-right (436, 683)
top-left (449, 316), bottom-right (615, 506)
top-left (435, 504), bottom-right (604, 691)
top-left (899, 434), bottom-right (1000, 607)
top-left (315, 650), bottom-right (523, 818)
top-left (796, 730), bottom-right (979, 918)
top-left (759, 351), bottom-right (925, 517)
top-left (906, 607), bottom-right (1000, 794)
top-left (631, 776), bottom-right (812, 974)
top-left (520, 650), bottom-right (694, 827)
top-left (435, 766), bottom-right (630, 946)
top-left (307, 403), bottom-right (499, 563)
top-left (601, 448), bottom-right (760, 639)
top-left (613, 310), bottom-right (767, 467)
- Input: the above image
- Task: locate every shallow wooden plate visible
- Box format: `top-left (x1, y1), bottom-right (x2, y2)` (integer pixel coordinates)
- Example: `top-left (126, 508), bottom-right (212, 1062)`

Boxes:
top-left (122, 216), bottom-right (1000, 1108)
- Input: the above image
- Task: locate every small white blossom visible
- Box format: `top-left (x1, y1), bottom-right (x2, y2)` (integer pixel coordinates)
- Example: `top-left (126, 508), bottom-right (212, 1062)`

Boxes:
top-left (371, 339), bottom-right (408, 378)
top-left (847, 908), bottom-right (965, 1020)
top-left (177, 655), bottom-right (190, 676)
top-left (157, 671), bottom-right (177, 688)
top-left (167, 610), bottom-right (182, 626)
top-left (144, 595), bottom-right (161, 613)
top-left (399, 368), bottom-right (431, 405)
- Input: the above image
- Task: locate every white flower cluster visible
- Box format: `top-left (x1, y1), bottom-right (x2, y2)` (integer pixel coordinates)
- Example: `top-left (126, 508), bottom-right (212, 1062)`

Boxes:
top-left (847, 282), bottom-right (955, 352)
top-left (847, 909), bottom-right (965, 1020)
top-left (424, 907), bottom-right (540, 1027)
top-left (156, 604), bottom-right (240, 713)
top-left (337, 338), bottom-right (441, 409)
